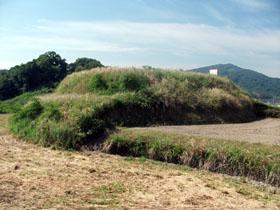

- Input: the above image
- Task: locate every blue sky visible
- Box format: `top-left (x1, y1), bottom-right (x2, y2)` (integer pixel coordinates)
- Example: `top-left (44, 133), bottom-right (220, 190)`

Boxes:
top-left (0, 0), bottom-right (280, 77)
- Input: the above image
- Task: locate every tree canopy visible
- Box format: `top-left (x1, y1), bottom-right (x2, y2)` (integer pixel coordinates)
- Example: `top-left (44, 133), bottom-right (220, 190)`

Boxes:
top-left (0, 52), bottom-right (103, 100)
top-left (68, 57), bottom-right (104, 73)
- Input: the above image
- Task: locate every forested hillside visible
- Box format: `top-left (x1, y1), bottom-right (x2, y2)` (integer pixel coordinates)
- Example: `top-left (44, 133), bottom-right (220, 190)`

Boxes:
top-left (192, 64), bottom-right (280, 102)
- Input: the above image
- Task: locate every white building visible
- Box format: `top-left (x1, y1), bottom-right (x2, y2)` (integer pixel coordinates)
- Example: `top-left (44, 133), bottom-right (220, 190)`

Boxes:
top-left (209, 69), bottom-right (218, 76)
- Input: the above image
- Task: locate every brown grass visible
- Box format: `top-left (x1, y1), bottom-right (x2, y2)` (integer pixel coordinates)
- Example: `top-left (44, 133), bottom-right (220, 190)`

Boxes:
top-left (0, 115), bottom-right (279, 209)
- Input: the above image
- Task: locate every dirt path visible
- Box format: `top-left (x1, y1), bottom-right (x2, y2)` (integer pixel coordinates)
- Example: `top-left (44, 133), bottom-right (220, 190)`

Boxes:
top-left (141, 118), bottom-right (280, 145)
top-left (1, 115), bottom-right (280, 209)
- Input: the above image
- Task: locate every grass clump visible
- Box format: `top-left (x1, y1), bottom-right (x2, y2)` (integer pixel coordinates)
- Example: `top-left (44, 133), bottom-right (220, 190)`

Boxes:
top-left (9, 99), bottom-right (79, 149)
top-left (89, 71), bottom-right (150, 94)
top-left (103, 135), bottom-right (184, 162)
top-left (9, 99), bottom-right (42, 140)
top-left (102, 129), bottom-right (280, 187)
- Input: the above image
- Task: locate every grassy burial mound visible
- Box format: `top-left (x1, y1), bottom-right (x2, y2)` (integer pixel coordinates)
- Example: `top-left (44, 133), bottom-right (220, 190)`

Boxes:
top-left (10, 67), bottom-right (261, 149)
top-left (9, 67), bottom-right (280, 186)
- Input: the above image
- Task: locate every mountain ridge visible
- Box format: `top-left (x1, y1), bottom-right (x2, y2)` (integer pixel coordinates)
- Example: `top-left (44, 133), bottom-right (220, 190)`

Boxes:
top-left (191, 64), bottom-right (280, 103)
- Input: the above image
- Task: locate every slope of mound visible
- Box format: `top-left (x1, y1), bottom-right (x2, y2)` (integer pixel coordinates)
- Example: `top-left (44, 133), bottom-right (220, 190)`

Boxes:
top-left (11, 67), bottom-right (262, 149)
top-left (57, 67), bottom-right (244, 95)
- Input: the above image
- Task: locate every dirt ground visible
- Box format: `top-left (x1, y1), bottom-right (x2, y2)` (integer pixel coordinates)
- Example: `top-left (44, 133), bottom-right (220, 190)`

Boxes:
top-left (142, 118), bottom-right (280, 145)
top-left (1, 115), bottom-right (280, 209)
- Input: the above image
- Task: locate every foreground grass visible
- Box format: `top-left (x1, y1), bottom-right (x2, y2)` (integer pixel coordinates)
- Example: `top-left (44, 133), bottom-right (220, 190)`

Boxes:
top-left (0, 133), bottom-right (279, 209)
top-left (103, 128), bottom-right (280, 187)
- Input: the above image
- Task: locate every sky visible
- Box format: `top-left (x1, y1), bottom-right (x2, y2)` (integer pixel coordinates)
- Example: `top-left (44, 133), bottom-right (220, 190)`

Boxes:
top-left (0, 0), bottom-right (280, 77)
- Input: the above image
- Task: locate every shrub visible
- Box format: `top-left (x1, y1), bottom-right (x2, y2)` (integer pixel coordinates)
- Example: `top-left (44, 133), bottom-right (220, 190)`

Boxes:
top-left (37, 121), bottom-right (81, 149)
top-left (89, 74), bottom-right (108, 91)
top-left (40, 102), bottom-right (62, 121)
top-left (120, 73), bottom-right (149, 91)
top-left (18, 99), bottom-right (43, 120)
top-left (88, 71), bottom-right (150, 94)
top-left (9, 118), bottom-right (37, 140)
top-left (78, 115), bottom-right (108, 138)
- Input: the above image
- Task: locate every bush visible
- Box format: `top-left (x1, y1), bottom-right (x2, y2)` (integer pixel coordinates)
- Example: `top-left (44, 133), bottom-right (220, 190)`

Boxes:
top-left (88, 71), bottom-right (150, 94)
top-left (89, 74), bottom-right (108, 91)
top-left (37, 121), bottom-right (81, 149)
top-left (68, 57), bottom-right (104, 73)
top-left (78, 115), bottom-right (108, 138)
top-left (40, 103), bottom-right (62, 121)
top-left (120, 73), bottom-right (149, 91)
top-left (18, 99), bottom-right (43, 119)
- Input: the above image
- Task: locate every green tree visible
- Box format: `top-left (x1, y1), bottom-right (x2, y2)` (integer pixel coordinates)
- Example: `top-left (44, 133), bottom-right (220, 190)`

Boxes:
top-left (0, 52), bottom-right (103, 100)
top-left (0, 51), bottom-right (67, 100)
top-left (68, 57), bottom-right (103, 73)
top-left (35, 51), bottom-right (67, 86)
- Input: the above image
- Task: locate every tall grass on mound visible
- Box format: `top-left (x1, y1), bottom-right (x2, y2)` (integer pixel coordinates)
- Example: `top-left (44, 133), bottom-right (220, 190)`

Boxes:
top-left (103, 129), bottom-right (280, 187)
top-left (10, 68), bottom-right (273, 150)
top-left (57, 68), bottom-right (244, 96)
top-left (10, 91), bottom-right (157, 149)
top-left (56, 68), bottom-right (257, 123)
top-left (9, 98), bottom-right (82, 149)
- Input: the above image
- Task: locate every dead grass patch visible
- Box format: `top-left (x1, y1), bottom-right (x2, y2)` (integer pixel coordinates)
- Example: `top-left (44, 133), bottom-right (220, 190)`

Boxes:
top-left (1, 115), bottom-right (279, 209)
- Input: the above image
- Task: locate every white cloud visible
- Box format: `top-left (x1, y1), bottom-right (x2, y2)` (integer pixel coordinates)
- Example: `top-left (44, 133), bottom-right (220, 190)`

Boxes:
top-left (1, 20), bottom-right (280, 76)
top-left (2, 36), bottom-right (139, 53)
top-left (28, 20), bottom-right (280, 55)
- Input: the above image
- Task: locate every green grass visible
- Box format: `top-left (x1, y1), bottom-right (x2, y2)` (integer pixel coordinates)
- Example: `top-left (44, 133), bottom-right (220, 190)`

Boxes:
top-left (102, 128), bottom-right (280, 187)
top-left (57, 67), bottom-right (244, 97)
top-left (0, 88), bottom-right (51, 113)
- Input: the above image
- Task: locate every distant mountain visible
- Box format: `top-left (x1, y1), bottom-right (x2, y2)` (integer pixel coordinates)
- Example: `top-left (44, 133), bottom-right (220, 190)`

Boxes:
top-left (191, 64), bottom-right (280, 103)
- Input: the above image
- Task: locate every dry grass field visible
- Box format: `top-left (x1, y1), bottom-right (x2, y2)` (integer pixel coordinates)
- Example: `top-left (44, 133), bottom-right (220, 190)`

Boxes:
top-left (141, 118), bottom-right (280, 145)
top-left (0, 114), bottom-right (280, 209)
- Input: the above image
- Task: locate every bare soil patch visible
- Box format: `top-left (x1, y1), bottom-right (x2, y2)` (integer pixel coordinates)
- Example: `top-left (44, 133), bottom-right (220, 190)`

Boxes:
top-left (142, 118), bottom-right (280, 145)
